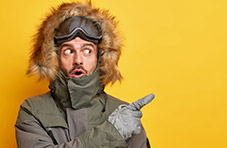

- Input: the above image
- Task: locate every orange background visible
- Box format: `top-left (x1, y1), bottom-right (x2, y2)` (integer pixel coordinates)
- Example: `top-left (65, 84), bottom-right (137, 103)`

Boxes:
top-left (0, 0), bottom-right (227, 147)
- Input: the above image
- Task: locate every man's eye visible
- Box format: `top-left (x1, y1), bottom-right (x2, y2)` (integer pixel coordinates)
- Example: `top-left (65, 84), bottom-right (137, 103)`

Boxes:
top-left (64, 49), bottom-right (72, 54)
top-left (84, 49), bottom-right (91, 55)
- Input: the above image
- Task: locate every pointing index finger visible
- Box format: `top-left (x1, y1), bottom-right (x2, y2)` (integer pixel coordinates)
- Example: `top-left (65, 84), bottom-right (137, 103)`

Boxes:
top-left (127, 94), bottom-right (155, 111)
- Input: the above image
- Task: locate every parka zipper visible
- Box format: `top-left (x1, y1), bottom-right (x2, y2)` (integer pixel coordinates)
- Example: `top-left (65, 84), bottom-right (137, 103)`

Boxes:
top-left (47, 127), bottom-right (58, 145)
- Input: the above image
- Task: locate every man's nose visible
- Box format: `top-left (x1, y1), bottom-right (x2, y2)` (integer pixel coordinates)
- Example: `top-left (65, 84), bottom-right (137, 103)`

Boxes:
top-left (73, 53), bottom-right (83, 66)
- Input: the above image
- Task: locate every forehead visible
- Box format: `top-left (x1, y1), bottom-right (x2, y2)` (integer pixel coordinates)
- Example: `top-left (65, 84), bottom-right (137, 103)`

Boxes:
top-left (59, 37), bottom-right (97, 49)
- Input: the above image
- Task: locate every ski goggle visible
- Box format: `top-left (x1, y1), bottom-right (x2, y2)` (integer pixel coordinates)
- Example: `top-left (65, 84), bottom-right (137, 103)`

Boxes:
top-left (54, 16), bottom-right (102, 46)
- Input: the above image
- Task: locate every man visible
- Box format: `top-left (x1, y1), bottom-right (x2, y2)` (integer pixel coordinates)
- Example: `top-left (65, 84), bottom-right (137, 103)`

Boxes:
top-left (15, 1), bottom-right (154, 148)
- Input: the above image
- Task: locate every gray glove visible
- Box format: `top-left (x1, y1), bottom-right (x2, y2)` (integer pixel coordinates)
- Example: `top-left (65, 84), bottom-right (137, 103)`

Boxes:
top-left (108, 94), bottom-right (155, 140)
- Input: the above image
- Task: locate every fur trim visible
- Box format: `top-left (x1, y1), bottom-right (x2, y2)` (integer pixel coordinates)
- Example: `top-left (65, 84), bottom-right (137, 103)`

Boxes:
top-left (27, 1), bottom-right (123, 86)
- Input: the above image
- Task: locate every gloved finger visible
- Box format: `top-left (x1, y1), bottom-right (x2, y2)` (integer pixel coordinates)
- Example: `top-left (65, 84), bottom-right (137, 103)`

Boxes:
top-left (126, 109), bottom-right (143, 118)
top-left (127, 93), bottom-right (155, 111)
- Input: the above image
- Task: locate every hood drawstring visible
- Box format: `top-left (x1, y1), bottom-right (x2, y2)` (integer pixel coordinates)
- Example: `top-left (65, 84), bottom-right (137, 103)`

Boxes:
top-left (98, 87), bottom-right (107, 112)
top-left (101, 91), bottom-right (107, 112)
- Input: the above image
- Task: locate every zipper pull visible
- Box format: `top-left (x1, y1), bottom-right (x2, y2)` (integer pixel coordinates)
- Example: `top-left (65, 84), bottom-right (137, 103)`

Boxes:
top-left (47, 127), bottom-right (58, 145)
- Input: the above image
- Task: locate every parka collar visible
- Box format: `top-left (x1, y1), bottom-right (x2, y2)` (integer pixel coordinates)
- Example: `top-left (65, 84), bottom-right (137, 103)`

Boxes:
top-left (49, 68), bottom-right (103, 110)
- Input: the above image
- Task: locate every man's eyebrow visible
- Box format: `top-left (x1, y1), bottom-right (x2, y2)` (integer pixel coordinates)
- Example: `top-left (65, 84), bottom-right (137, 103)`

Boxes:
top-left (82, 43), bottom-right (96, 48)
top-left (59, 43), bottom-right (73, 49)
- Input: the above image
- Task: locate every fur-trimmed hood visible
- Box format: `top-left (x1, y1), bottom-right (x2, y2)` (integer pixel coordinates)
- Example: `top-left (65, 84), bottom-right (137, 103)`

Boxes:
top-left (27, 1), bottom-right (123, 86)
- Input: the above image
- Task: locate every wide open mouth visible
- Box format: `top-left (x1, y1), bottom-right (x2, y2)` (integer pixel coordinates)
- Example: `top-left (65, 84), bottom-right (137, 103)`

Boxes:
top-left (70, 68), bottom-right (86, 78)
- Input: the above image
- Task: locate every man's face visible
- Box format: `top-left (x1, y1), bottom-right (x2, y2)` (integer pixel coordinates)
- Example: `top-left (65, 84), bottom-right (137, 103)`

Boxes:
top-left (59, 37), bottom-right (98, 78)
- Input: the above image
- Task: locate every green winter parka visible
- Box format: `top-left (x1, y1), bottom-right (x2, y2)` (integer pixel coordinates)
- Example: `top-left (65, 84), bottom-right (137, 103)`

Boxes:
top-left (15, 70), bottom-right (149, 148)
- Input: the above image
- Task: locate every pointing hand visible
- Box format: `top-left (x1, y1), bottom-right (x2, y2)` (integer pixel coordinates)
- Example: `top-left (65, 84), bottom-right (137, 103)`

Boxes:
top-left (108, 93), bottom-right (155, 140)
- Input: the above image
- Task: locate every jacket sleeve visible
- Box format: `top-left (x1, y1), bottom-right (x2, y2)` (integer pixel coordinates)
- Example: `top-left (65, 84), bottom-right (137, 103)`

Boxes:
top-left (15, 107), bottom-right (128, 148)
top-left (127, 126), bottom-right (151, 148)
